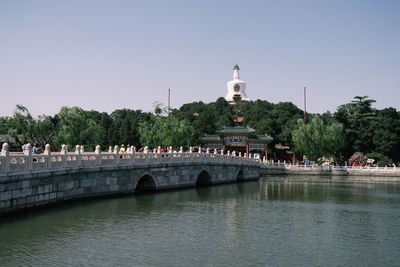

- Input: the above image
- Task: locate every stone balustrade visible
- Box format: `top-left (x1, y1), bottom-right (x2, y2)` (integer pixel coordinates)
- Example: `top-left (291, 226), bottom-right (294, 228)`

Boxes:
top-left (260, 161), bottom-right (400, 176)
top-left (0, 143), bottom-right (260, 174)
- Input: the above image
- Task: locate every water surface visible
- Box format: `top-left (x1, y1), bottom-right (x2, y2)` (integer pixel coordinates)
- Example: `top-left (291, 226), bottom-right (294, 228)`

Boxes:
top-left (1, 177), bottom-right (399, 266)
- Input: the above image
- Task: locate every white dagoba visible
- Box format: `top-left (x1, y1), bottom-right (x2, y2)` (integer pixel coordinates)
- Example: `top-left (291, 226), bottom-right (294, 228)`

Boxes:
top-left (225, 64), bottom-right (250, 103)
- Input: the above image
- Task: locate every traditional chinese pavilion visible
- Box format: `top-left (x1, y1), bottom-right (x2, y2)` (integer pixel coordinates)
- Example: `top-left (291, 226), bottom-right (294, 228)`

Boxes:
top-left (200, 126), bottom-right (273, 159)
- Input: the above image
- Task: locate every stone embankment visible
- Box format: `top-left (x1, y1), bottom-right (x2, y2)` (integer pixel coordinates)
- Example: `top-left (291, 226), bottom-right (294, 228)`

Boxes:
top-left (0, 143), bottom-right (260, 215)
top-left (261, 161), bottom-right (400, 179)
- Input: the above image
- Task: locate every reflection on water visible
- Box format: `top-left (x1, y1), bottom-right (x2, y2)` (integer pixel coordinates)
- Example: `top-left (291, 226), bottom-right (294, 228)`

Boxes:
top-left (0, 177), bottom-right (399, 266)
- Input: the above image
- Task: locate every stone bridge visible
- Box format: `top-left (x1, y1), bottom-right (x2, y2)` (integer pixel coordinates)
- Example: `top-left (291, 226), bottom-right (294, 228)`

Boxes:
top-left (0, 143), bottom-right (260, 215)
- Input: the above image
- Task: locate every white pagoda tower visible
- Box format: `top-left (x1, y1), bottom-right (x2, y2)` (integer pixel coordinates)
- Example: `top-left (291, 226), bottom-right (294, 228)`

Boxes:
top-left (225, 64), bottom-right (250, 103)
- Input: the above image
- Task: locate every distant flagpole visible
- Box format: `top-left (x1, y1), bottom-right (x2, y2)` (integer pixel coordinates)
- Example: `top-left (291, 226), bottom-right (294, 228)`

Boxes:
top-left (304, 86), bottom-right (307, 124)
top-left (168, 88), bottom-right (171, 121)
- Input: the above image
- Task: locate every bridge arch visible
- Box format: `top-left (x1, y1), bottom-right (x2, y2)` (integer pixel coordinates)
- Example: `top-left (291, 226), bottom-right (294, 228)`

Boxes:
top-left (135, 172), bottom-right (158, 193)
top-left (196, 169), bottom-right (212, 186)
top-left (236, 169), bottom-right (245, 182)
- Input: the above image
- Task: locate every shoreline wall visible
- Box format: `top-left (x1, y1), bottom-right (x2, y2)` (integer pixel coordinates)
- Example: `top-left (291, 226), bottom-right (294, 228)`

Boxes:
top-left (260, 163), bottom-right (400, 177)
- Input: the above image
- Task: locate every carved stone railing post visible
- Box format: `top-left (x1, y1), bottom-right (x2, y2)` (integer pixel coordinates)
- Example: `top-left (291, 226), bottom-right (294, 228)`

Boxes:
top-left (130, 146), bottom-right (135, 162)
top-left (179, 146), bottom-right (183, 153)
top-left (206, 148), bottom-right (210, 154)
top-left (75, 145), bottom-right (81, 167)
top-left (114, 145), bottom-right (119, 165)
top-left (61, 144), bottom-right (68, 168)
top-left (169, 146), bottom-right (173, 154)
top-left (198, 146), bottom-right (202, 153)
top-left (189, 147), bottom-right (193, 153)
top-left (143, 146), bottom-right (149, 163)
top-left (214, 149), bottom-right (217, 155)
top-left (158, 146), bottom-right (161, 154)
top-left (25, 143), bottom-right (32, 171)
top-left (108, 146), bottom-right (112, 153)
top-left (1, 143), bottom-right (10, 173)
top-left (95, 145), bottom-right (102, 166)
top-left (44, 144), bottom-right (51, 169)
top-left (23, 143), bottom-right (30, 156)
top-left (80, 145), bottom-right (84, 154)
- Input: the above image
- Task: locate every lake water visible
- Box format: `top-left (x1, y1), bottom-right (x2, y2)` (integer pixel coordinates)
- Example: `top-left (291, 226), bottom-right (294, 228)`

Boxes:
top-left (1, 177), bottom-right (399, 266)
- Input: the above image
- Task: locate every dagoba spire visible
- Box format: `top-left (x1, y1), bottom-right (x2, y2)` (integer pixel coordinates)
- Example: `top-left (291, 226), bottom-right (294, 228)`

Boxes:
top-left (233, 64), bottom-right (240, 79)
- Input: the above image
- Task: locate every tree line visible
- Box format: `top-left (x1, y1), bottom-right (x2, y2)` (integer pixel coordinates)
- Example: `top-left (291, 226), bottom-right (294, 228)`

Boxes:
top-left (0, 96), bottom-right (399, 166)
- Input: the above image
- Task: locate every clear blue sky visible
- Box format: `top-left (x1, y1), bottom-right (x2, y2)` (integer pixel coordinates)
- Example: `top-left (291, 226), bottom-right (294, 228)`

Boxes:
top-left (1, 0), bottom-right (399, 117)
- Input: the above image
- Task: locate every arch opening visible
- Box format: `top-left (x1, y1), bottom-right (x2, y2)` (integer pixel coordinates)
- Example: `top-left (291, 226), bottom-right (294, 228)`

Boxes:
top-left (196, 170), bottom-right (212, 187)
top-left (237, 170), bottom-right (245, 182)
top-left (135, 175), bottom-right (157, 193)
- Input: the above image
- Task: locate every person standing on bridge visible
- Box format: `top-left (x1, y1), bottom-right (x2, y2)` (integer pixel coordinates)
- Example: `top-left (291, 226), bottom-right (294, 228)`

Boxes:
top-left (119, 144), bottom-right (125, 158)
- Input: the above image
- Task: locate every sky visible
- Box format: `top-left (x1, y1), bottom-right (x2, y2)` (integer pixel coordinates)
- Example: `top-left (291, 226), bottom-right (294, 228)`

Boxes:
top-left (1, 0), bottom-right (399, 117)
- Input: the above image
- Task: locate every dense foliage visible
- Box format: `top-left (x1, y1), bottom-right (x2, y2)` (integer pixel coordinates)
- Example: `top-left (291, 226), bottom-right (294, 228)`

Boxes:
top-left (292, 116), bottom-right (345, 162)
top-left (0, 96), bottom-right (399, 165)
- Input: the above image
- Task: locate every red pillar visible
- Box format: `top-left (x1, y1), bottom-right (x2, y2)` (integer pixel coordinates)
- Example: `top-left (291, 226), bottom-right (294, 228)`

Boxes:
top-left (246, 143), bottom-right (249, 158)
top-left (265, 146), bottom-right (268, 161)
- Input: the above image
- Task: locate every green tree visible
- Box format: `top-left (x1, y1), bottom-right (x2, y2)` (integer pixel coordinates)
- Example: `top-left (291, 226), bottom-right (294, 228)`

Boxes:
top-left (292, 116), bottom-right (345, 163)
top-left (53, 106), bottom-right (103, 151)
top-left (365, 152), bottom-right (393, 167)
top-left (372, 108), bottom-right (400, 163)
top-left (5, 105), bottom-right (57, 147)
top-left (335, 96), bottom-right (376, 159)
top-left (138, 116), bottom-right (195, 149)
top-left (0, 116), bottom-right (9, 134)
top-left (108, 109), bottom-right (151, 148)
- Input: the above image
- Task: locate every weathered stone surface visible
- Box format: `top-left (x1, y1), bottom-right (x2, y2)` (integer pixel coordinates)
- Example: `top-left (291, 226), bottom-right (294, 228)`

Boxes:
top-left (80, 178), bottom-right (96, 188)
top-left (0, 200), bottom-right (11, 208)
top-left (0, 191), bottom-right (11, 201)
top-left (63, 188), bottom-right (84, 198)
top-left (21, 180), bottom-right (31, 188)
top-left (12, 188), bottom-right (32, 199)
top-left (37, 184), bottom-right (53, 194)
top-left (6, 181), bottom-right (21, 191)
top-left (16, 197), bottom-right (26, 206)
top-left (110, 185), bottom-right (119, 191)
top-left (106, 177), bottom-right (117, 185)
top-left (26, 196), bottom-right (36, 205)
top-left (49, 192), bottom-right (57, 200)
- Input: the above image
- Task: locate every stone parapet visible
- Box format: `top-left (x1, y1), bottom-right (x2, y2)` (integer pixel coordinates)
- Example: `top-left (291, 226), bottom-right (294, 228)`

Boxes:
top-left (0, 144), bottom-right (260, 175)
